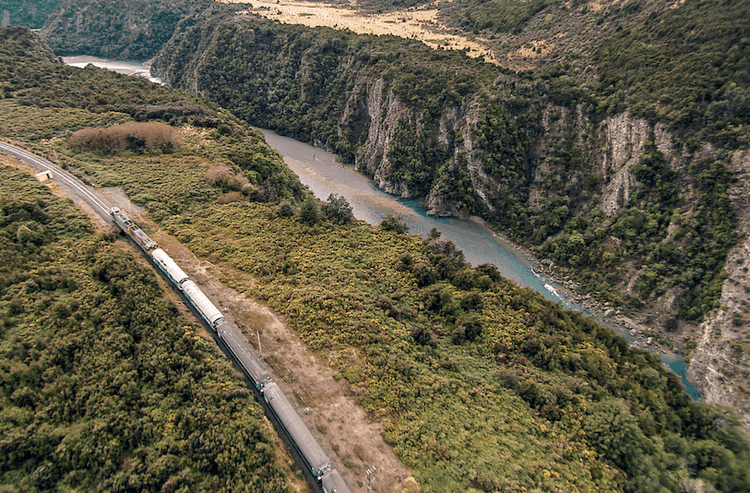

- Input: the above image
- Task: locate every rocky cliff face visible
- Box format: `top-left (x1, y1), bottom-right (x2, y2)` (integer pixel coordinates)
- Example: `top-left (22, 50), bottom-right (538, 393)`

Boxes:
top-left (597, 114), bottom-right (650, 216)
top-left (587, 115), bottom-right (750, 429)
top-left (530, 110), bottom-right (750, 426)
top-left (361, 103), bottom-right (750, 426)
top-left (356, 77), bottom-right (409, 195)
top-left (688, 149), bottom-right (750, 427)
top-left (353, 77), bottom-right (486, 217)
top-left (596, 114), bottom-right (684, 218)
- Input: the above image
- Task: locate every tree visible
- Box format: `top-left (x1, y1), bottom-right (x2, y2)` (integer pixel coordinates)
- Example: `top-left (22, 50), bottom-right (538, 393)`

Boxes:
top-left (298, 198), bottom-right (320, 226)
top-left (278, 201), bottom-right (294, 217)
top-left (322, 193), bottom-right (353, 224)
top-left (583, 397), bottom-right (658, 483)
top-left (380, 214), bottom-right (409, 234)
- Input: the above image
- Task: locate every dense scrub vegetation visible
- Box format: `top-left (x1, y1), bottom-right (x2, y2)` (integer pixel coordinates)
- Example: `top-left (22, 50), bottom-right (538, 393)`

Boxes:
top-left (41, 0), bottom-right (218, 60)
top-left (0, 26), bottom-right (222, 127)
top-left (172, 197), bottom-right (750, 493)
top-left (2, 27), bottom-right (750, 492)
top-left (0, 0), bottom-right (64, 29)
top-left (594, 0), bottom-right (750, 149)
top-left (451, 0), bottom-right (551, 35)
top-left (156, 15), bottom-right (499, 163)
top-left (0, 166), bottom-right (292, 491)
top-left (146, 8), bottom-right (745, 326)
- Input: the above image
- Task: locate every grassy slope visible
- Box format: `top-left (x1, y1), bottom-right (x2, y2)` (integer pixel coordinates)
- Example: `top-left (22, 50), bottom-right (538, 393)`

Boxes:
top-left (2, 26), bottom-right (750, 493)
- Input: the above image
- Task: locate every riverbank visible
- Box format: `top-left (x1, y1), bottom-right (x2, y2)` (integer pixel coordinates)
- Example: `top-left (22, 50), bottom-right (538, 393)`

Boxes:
top-left (466, 215), bottom-right (702, 400)
top-left (56, 59), bottom-right (702, 400)
top-left (61, 55), bottom-right (163, 83)
top-left (264, 126), bottom-right (702, 398)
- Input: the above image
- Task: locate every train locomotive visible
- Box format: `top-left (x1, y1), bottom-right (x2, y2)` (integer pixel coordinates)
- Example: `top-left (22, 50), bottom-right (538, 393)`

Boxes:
top-left (110, 208), bottom-right (350, 493)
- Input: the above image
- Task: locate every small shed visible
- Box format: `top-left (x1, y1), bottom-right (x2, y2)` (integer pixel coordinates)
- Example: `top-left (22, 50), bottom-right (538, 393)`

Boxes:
top-left (35, 170), bottom-right (52, 182)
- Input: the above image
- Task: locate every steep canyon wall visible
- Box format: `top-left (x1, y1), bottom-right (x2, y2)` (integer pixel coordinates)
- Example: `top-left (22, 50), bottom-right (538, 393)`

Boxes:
top-left (42, 8), bottom-right (750, 422)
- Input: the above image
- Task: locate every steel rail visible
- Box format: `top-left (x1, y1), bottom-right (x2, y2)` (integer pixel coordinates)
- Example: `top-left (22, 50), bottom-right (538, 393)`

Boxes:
top-left (0, 141), bottom-right (112, 219)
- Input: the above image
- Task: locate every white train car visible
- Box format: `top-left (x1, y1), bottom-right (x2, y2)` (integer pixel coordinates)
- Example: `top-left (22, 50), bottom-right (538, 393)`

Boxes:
top-left (181, 280), bottom-right (224, 329)
top-left (321, 468), bottom-right (350, 493)
top-left (215, 319), bottom-right (273, 390)
top-left (262, 382), bottom-right (332, 478)
top-left (151, 248), bottom-right (189, 287)
top-left (110, 207), bottom-right (351, 493)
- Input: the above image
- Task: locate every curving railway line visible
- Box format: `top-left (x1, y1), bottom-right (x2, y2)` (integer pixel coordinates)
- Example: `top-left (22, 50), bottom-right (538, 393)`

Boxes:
top-left (0, 141), bottom-right (113, 221)
top-left (1, 140), bottom-right (352, 493)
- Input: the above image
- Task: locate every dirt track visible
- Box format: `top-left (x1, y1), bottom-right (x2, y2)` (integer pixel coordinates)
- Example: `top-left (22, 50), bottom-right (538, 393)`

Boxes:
top-left (2, 146), bottom-right (420, 492)
top-left (146, 224), bottom-right (421, 493)
top-left (70, 179), bottom-right (420, 493)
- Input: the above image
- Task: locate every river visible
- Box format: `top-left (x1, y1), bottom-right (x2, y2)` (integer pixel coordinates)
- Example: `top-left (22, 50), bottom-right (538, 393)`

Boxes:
top-left (61, 57), bottom-right (702, 400)
top-left (261, 129), bottom-right (702, 401)
top-left (61, 55), bottom-right (163, 84)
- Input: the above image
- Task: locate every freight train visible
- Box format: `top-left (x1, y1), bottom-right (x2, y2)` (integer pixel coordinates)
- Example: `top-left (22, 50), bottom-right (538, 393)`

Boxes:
top-left (110, 208), bottom-right (351, 493)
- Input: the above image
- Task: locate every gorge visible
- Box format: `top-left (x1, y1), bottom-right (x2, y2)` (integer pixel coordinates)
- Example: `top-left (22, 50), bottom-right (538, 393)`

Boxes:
top-left (2, 0), bottom-right (750, 490)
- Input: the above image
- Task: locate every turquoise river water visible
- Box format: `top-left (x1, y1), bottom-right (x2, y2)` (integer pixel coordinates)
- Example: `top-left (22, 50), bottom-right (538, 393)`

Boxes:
top-left (261, 130), bottom-right (702, 401)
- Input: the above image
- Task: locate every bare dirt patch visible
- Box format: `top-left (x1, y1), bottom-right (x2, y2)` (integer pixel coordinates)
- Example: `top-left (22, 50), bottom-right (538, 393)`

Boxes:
top-left (514, 39), bottom-right (556, 58)
top-left (100, 187), bottom-right (145, 216)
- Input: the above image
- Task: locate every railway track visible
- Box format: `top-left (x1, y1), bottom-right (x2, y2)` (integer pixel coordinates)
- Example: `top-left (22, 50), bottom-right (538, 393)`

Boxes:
top-left (0, 141), bottom-right (114, 221)
top-left (0, 140), bottom-right (351, 493)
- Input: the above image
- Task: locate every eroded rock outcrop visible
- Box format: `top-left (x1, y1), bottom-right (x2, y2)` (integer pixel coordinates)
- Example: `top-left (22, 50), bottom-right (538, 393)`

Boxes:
top-left (688, 149), bottom-right (750, 428)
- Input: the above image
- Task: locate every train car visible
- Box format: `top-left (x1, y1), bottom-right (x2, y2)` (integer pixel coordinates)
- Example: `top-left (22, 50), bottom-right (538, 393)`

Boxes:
top-left (181, 280), bottom-right (224, 329)
top-left (215, 319), bottom-right (272, 390)
top-left (151, 248), bottom-right (189, 287)
top-left (110, 208), bottom-right (157, 252)
top-left (110, 207), bottom-right (130, 232)
top-left (321, 468), bottom-right (351, 493)
top-left (109, 208), bottom-right (353, 493)
top-left (262, 382), bottom-right (332, 479)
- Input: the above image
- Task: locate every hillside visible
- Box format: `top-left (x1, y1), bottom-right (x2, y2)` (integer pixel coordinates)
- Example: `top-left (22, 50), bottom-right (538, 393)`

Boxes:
top-left (32, 0), bottom-right (749, 328)
top-left (0, 26), bottom-right (301, 493)
top-left (140, 2), bottom-right (750, 413)
top-left (3, 26), bottom-right (750, 492)
top-left (145, 0), bottom-right (750, 423)
top-left (0, 0), bottom-right (64, 29)
top-left (40, 0), bottom-right (219, 60)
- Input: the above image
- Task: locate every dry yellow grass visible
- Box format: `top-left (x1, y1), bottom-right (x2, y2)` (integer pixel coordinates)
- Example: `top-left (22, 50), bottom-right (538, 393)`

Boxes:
top-left (219, 0), bottom-right (500, 64)
top-left (68, 121), bottom-right (181, 152)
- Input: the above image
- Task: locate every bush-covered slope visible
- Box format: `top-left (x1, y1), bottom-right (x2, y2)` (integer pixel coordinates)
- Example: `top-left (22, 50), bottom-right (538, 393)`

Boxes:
top-left (0, 27), bottom-right (307, 492)
top-left (0, 0), bottom-right (64, 29)
top-left (0, 167), bottom-right (292, 491)
top-left (40, 0), bottom-right (218, 60)
top-left (23, 0), bottom-right (749, 332)
top-left (594, 0), bottom-right (750, 148)
top-left (2, 27), bottom-right (750, 493)
top-left (146, 10), bottom-right (744, 330)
